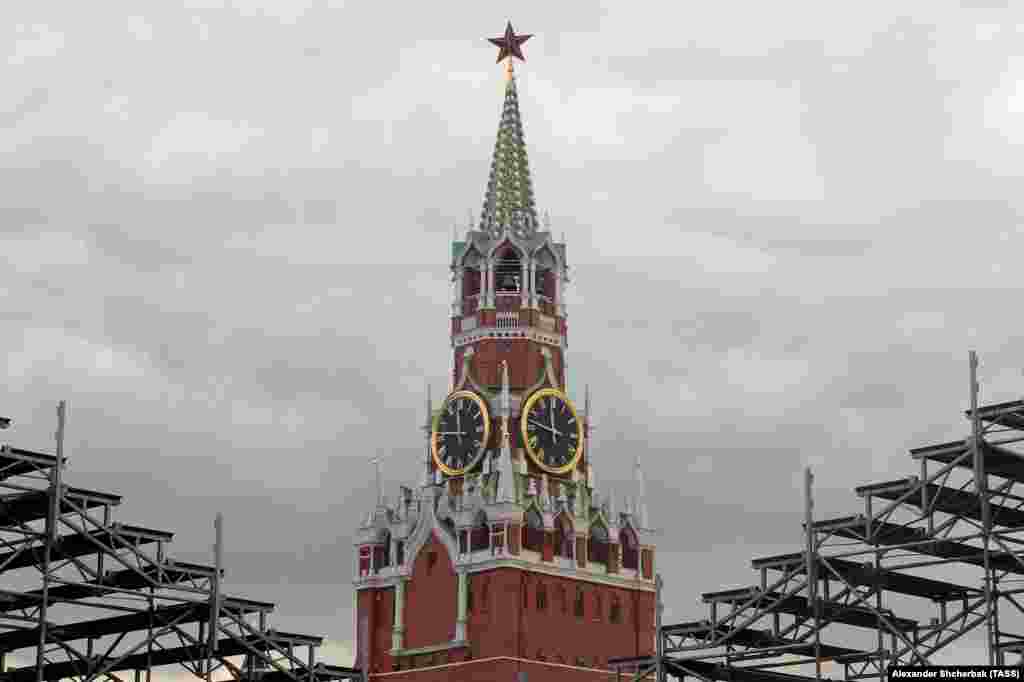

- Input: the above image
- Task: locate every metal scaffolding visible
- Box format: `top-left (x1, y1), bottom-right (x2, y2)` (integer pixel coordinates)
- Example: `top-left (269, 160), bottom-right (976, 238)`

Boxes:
top-left (613, 351), bottom-right (1024, 680)
top-left (0, 401), bottom-right (362, 682)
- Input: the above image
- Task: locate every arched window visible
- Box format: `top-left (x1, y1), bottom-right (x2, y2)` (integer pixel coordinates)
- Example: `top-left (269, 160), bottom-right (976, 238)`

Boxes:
top-left (594, 592), bottom-right (603, 621)
top-left (536, 582), bottom-right (547, 611)
top-left (523, 508), bottom-right (544, 552)
top-left (373, 530), bottom-right (391, 570)
top-left (588, 523), bottom-right (609, 564)
top-left (610, 595), bottom-right (622, 623)
top-left (470, 511), bottom-right (489, 552)
top-left (574, 587), bottom-right (585, 618)
top-left (620, 527), bottom-right (639, 570)
top-left (495, 249), bottom-right (522, 293)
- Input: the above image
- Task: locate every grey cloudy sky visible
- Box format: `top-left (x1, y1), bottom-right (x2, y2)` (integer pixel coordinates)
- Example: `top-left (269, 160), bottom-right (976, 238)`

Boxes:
top-left (3, 0), bottom-right (1024, 667)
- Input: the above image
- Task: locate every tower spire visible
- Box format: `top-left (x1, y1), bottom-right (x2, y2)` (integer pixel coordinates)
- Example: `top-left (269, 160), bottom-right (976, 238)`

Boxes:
top-left (422, 384), bottom-right (433, 488)
top-left (634, 453), bottom-right (648, 529)
top-left (480, 22), bottom-right (538, 240)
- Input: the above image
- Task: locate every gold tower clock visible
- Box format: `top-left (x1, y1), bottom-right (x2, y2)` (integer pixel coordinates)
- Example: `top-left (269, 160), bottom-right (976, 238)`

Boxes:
top-left (520, 387), bottom-right (584, 475)
top-left (431, 390), bottom-right (492, 477)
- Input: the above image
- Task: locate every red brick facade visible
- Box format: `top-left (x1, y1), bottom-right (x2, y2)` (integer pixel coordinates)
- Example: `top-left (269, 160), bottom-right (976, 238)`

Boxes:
top-left (356, 533), bottom-right (655, 679)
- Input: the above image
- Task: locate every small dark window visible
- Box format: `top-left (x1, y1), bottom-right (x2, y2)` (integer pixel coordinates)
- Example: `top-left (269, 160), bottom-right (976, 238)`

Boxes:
top-left (467, 578), bottom-right (474, 612)
top-left (523, 580), bottom-right (529, 609)
top-left (536, 582), bottom-right (547, 611)
top-left (574, 588), bottom-right (585, 618)
top-left (610, 596), bottom-right (622, 623)
top-left (558, 586), bottom-right (567, 614)
top-left (594, 593), bottom-right (603, 621)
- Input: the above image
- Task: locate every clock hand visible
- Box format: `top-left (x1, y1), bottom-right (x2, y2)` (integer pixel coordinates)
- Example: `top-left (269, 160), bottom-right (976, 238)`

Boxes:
top-left (456, 407), bottom-right (463, 445)
top-left (528, 419), bottom-right (556, 434)
top-left (548, 402), bottom-right (558, 443)
top-left (437, 431), bottom-right (466, 436)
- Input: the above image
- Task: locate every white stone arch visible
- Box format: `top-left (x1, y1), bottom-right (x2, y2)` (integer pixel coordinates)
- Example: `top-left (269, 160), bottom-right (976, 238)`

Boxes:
top-left (486, 236), bottom-right (527, 262)
top-left (459, 242), bottom-right (485, 269)
top-left (400, 490), bottom-right (460, 574)
top-left (531, 241), bottom-right (561, 270)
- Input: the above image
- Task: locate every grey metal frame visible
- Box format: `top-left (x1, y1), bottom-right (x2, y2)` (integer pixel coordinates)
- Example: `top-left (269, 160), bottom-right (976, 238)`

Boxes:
top-left (0, 401), bottom-right (362, 682)
top-left (611, 351), bottom-right (1024, 681)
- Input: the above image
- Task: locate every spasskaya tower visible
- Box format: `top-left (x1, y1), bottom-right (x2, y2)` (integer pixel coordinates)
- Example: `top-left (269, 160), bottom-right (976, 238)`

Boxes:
top-left (351, 23), bottom-right (658, 681)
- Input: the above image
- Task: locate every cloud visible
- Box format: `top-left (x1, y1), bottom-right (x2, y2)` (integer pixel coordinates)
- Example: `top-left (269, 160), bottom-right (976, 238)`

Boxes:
top-left (1, 0), bottom-right (1022, 663)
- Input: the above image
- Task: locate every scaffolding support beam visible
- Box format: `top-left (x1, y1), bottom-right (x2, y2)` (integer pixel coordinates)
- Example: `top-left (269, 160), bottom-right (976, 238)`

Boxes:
top-left (653, 352), bottom-right (1024, 678)
top-left (1, 401), bottom-right (361, 682)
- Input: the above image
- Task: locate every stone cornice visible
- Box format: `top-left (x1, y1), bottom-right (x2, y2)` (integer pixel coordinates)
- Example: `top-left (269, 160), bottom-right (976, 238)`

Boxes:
top-left (452, 327), bottom-right (561, 349)
top-left (389, 640), bottom-right (468, 657)
top-left (458, 554), bottom-right (655, 591)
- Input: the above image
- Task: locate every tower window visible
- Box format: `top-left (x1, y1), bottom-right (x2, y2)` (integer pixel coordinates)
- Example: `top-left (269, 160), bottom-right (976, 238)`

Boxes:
top-left (495, 250), bottom-right (522, 293)
top-left (534, 267), bottom-right (548, 296)
top-left (594, 593), bottom-right (603, 622)
top-left (523, 579), bottom-right (529, 609)
top-left (536, 582), bottom-right (547, 611)
top-left (610, 595), bottom-right (622, 623)
top-left (574, 587), bottom-right (584, 618)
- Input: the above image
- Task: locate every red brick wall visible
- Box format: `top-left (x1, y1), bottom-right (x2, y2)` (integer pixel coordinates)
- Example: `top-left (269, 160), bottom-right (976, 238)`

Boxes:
top-left (361, 532), bottom-right (460, 673)
top-left (403, 532), bottom-right (458, 651)
top-left (453, 340), bottom-right (564, 393)
top-left (358, 586), bottom-right (397, 675)
top-left (463, 568), bottom-right (652, 670)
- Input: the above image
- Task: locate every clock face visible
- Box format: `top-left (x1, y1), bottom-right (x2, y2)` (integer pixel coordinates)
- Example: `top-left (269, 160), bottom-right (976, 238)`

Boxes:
top-left (431, 390), bottom-right (491, 477)
top-left (520, 388), bottom-right (584, 475)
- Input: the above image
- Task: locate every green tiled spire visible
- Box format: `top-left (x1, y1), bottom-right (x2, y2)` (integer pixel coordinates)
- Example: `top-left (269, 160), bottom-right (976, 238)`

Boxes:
top-left (479, 73), bottom-right (539, 240)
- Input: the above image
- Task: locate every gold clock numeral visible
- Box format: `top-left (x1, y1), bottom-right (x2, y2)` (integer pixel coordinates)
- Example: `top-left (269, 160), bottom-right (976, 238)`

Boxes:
top-left (529, 434), bottom-right (539, 449)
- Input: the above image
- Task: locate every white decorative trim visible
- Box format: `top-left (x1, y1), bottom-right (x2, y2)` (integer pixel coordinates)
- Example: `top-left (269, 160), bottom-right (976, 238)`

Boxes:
top-left (485, 237), bottom-right (526, 261)
top-left (401, 488), bottom-right (460, 577)
top-left (459, 555), bottom-right (656, 591)
top-left (456, 241), bottom-right (484, 268)
top-left (453, 328), bottom-right (562, 349)
top-left (389, 640), bottom-right (469, 658)
top-left (530, 235), bottom-right (564, 269)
